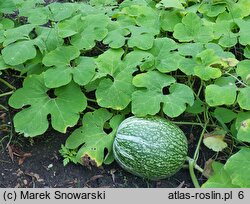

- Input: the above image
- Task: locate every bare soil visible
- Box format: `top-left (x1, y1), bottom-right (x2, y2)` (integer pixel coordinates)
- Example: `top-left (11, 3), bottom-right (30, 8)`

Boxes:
top-left (0, 130), bottom-right (195, 188)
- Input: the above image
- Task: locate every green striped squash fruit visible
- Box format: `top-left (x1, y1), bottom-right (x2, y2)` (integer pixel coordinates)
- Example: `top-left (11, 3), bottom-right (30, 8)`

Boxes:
top-left (113, 116), bottom-right (188, 180)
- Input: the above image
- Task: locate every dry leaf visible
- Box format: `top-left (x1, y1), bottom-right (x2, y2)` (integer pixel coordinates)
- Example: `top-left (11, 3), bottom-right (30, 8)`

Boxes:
top-left (203, 158), bottom-right (214, 178)
top-left (110, 169), bottom-right (116, 183)
top-left (7, 144), bottom-right (14, 162)
top-left (18, 153), bottom-right (32, 165)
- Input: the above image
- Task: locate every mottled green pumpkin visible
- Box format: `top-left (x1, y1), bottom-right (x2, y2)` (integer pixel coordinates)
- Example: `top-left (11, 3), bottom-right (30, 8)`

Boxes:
top-left (113, 116), bottom-right (188, 180)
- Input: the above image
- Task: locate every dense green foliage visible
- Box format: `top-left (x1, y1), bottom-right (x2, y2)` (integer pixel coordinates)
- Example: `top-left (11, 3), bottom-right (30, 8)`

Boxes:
top-left (113, 116), bottom-right (188, 180)
top-left (1, 0), bottom-right (250, 187)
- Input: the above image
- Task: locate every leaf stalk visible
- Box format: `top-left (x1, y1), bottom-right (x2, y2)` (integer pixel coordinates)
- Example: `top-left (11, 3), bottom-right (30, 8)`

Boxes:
top-left (0, 78), bottom-right (16, 90)
top-left (0, 91), bottom-right (14, 98)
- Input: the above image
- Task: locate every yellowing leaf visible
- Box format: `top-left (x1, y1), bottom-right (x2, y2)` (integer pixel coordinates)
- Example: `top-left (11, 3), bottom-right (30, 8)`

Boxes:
top-left (221, 57), bottom-right (239, 68)
top-left (203, 129), bottom-right (228, 152)
top-left (194, 49), bottom-right (223, 81)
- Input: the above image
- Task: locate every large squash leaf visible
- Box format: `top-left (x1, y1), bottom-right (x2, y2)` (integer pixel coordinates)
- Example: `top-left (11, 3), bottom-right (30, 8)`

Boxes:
top-left (205, 77), bottom-right (237, 106)
top-left (132, 71), bottom-right (194, 117)
top-left (144, 37), bottom-right (182, 73)
top-left (3, 24), bottom-right (35, 46)
top-left (0, 0), bottom-right (16, 14)
top-left (213, 20), bottom-right (238, 48)
top-left (95, 49), bottom-right (148, 110)
top-left (1, 24), bottom-right (37, 66)
top-left (65, 109), bottom-right (124, 166)
top-left (8, 75), bottom-right (87, 137)
top-left (156, 0), bottom-right (184, 9)
top-left (42, 46), bottom-right (96, 88)
top-left (127, 26), bottom-right (158, 50)
top-left (194, 49), bottom-right (223, 81)
top-left (71, 14), bottom-right (109, 50)
top-left (2, 41), bottom-right (37, 66)
top-left (237, 87), bottom-right (250, 110)
top-left (236, 60), bottom-right (250, 85)
top-left (202, 162), bottom-right (239, 188)
top-left (213, 107), bottom-right (237, 124)
top-left (173, 13), bottom-right (213, 43)
top-left (224, 148), bottom-right (250, 188)
top-left (237, 119), bottom-right (250, 142)
top-left (120, 5), bottom-right (160, 29)
top-left (103, 22), bottom-right (130, 49)
top-left (42, 45), bottom-right (80, 67)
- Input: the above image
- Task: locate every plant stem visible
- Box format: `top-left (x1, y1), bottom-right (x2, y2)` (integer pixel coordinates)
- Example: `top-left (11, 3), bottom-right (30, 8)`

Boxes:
top-left (87, 106), bottom-right (97, 111)
top-left (12, 75), bottom-right (25, 78)
top-left (187, 76), bottom-right (192, 87)
top-left (193, 121), bottom-right (208, 162)
top-left (215, 116), bottom-right (231, 133)
top-left (183, 164), bottom-right (204, 173)
top-left (197, 80), bottom-right (204, 98)
top-left (87, 98), bottom-right (97, 103)
top-left (0, 91), bottom-right (14, 98)
top-left (196, 115), bottom-right (203, 125)
top-left (187, 120), bottom-right (208, 188)
top-left (172, 121), bottom-right (216, 128)
top-left (0, 104), bottom-right (8, 111)
top-left (188, 158), bottom-right (201, 188)
top-left (225, 72), bottom-right (249, 88)
top-left (0, 78), bottom-right (16, 90)
top-left (6, 110), bottom-right (14, 147)
top-left (186, 156), bottom-right (204, 173)
top-left (95, 46), bottom-right (105, 53)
